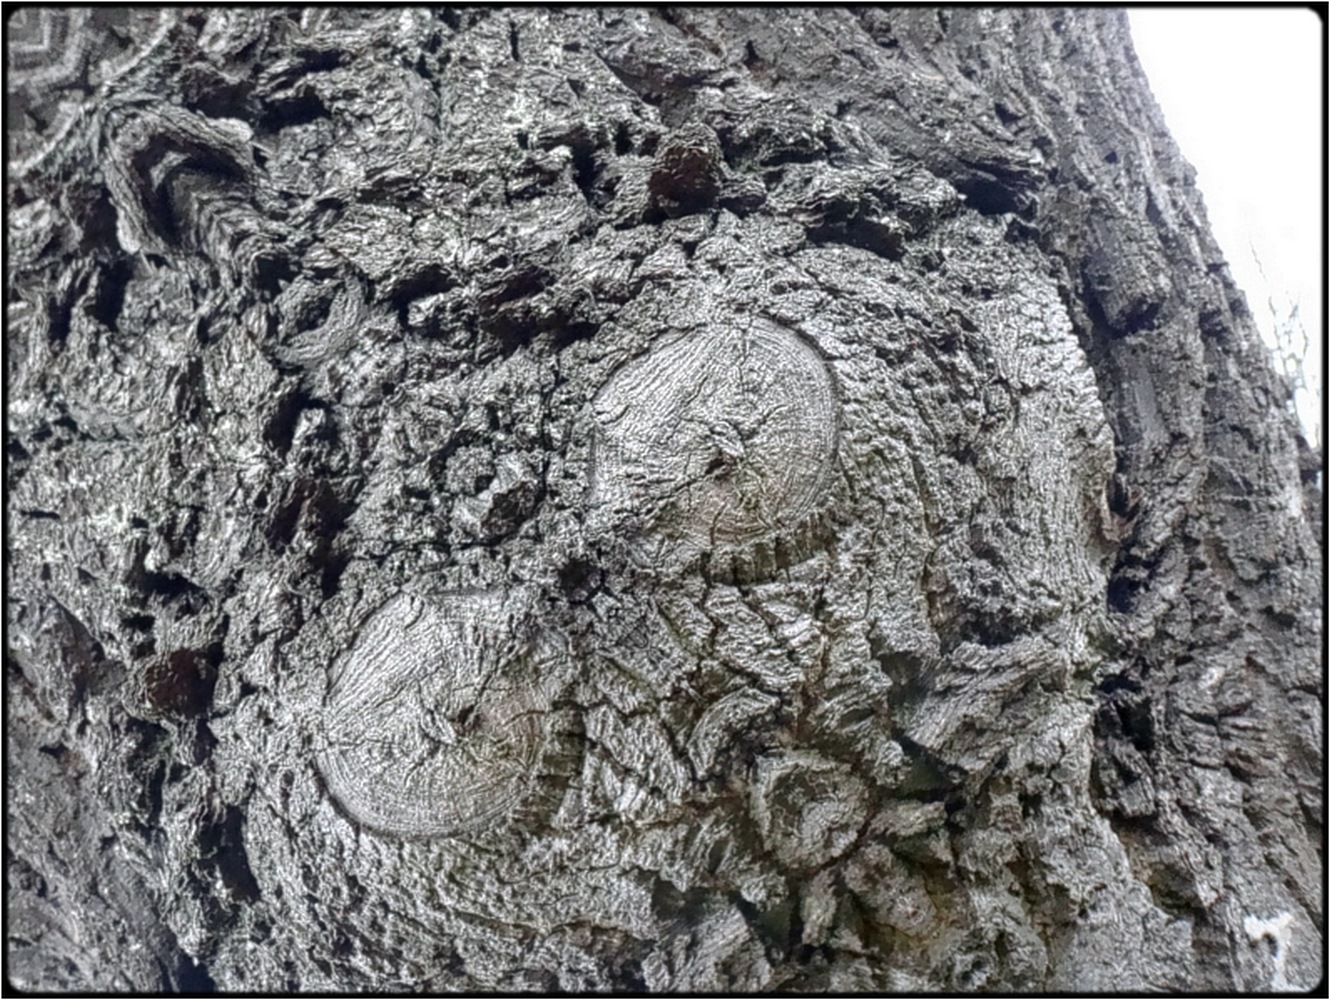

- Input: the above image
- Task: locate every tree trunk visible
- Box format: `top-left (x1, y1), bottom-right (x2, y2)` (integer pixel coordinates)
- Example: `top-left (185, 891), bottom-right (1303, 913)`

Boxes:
top-left (6, 8), bottom-right (1322, 992)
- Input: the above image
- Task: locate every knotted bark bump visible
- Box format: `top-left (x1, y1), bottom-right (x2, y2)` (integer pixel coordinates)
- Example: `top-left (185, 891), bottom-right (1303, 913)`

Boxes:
top-left (317, 591), bottom-right (556, 839)
top-left (588, 318), bottom-right (838, 549)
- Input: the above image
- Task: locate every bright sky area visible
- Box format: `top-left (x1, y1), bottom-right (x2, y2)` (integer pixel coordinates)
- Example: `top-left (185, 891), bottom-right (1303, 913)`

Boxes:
top-left (1128, 8), bottom-right (1323, 446)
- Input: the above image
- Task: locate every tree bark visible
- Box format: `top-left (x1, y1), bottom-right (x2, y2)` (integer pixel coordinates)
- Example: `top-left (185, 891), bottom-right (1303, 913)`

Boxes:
top-left (6, 7), bottom-right (1322, 992)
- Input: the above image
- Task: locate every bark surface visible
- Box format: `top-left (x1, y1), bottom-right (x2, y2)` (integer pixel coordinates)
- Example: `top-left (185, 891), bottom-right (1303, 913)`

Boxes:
top-left (5, 8), bottom-right (1323, 992)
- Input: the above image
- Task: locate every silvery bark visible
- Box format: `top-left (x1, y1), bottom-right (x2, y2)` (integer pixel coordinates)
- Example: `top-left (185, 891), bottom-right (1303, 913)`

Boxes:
top-left (6, 8), bottom-right (1322, 992)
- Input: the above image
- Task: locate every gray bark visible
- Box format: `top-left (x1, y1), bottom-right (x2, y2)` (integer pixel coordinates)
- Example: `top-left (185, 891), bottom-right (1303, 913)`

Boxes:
top-left (5, 7), bottom-right (1322, 992)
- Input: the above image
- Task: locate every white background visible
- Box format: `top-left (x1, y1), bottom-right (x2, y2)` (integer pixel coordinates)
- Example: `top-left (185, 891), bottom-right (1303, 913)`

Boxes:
top-left (1129, 8), bottom-right (1322, 445)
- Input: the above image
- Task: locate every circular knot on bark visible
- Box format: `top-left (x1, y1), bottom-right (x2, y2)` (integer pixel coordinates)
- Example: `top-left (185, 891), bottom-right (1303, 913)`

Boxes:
top-left (588, 318), bottom-right (838, 550)
top-left (315, 591), bottom-right (561, 839)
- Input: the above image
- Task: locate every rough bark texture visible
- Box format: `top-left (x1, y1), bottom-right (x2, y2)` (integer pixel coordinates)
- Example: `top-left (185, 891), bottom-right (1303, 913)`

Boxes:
top-left (6, 7), bottom-right (1323, 993)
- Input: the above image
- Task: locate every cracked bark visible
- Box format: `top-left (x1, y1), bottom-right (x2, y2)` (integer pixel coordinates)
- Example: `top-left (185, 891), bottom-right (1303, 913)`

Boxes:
top-left (6, 7), bottom-right (1322, 992)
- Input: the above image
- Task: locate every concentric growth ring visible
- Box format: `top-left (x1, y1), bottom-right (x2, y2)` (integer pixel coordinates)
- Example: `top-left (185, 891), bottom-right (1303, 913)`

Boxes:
top-left (589, 320), bottom-right (838, 546)
top-left (317, 592), bottom-right (551, 838)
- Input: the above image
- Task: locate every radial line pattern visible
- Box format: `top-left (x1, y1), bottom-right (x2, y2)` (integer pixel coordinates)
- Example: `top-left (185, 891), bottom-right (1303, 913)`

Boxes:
top-left (589, 321), bottom-right (838, 546)
top-left (317, 592), bottom-right (550, 838)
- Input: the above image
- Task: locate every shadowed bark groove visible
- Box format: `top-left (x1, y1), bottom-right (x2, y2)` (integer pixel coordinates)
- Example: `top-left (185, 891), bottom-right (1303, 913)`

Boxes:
top-left (5, 7), bottom-right (1322, 992)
